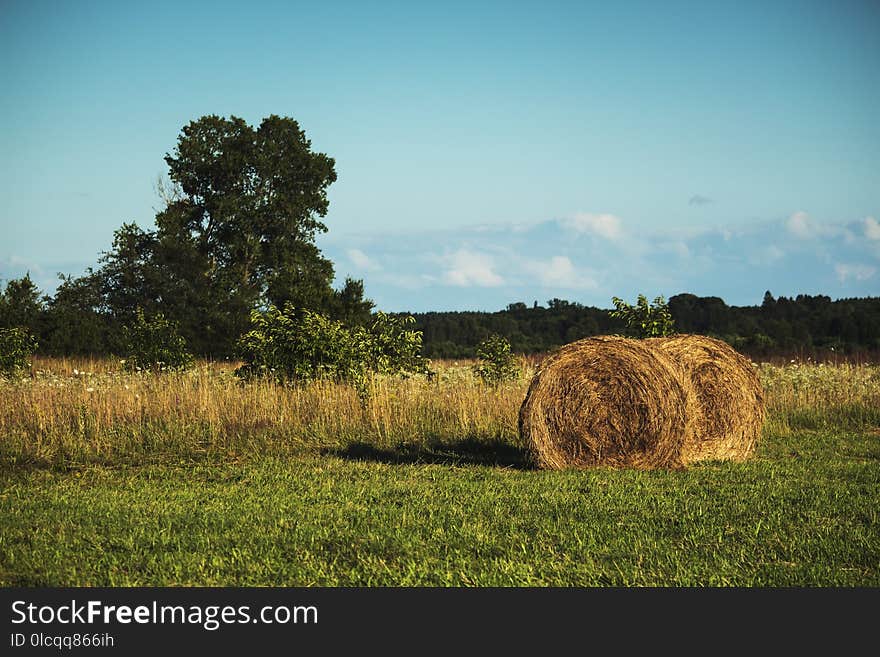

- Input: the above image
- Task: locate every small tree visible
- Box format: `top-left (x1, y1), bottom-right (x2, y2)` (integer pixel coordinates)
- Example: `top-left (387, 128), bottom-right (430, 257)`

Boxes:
top-left (0, 274), bottom-right (44, 332)
top-left (121, 308), bottom-right (194, 372)
top-left (0, 327), bottom-right (38, 378)
top-left (473, 334), bottom-right (520, 384)
top-left (235, 305), bottom-right (363, 383)
top-left (365, 312), bottom-right (429, 377)
top-left (609, 294), bottom-right (675, 338)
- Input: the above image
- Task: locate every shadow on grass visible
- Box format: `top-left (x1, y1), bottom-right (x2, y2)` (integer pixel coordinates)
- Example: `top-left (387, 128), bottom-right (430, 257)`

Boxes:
top-left (325, 438), bottom-right (534, 470)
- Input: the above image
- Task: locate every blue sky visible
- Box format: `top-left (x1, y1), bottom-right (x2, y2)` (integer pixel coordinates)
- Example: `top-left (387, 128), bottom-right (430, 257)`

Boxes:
top-left (1, 0), bottom-right (878, 311)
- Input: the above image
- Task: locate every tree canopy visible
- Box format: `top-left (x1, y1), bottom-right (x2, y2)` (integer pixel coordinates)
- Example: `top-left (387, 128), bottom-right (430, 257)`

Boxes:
top-left (146, 114), bottom-right (371, 353)
top-left (160, 115), bottom-right (339, 310)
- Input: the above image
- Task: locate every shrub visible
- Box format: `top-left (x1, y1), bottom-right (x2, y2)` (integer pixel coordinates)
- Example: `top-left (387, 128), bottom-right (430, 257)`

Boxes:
top-left (365, 312), bottom-right (430, 377)
top-left (121, 309), bottom-right (194, 372)
top-left (236, 305), bottom-right (364, 383)
top-left (235, 304), bottom-right (429, 387)
top-left (610, 294), bottom-right (675, 338)
top-left (473, 334), bottom-right (519, 384)
top-left (0, 327), bottom-right (38, 378)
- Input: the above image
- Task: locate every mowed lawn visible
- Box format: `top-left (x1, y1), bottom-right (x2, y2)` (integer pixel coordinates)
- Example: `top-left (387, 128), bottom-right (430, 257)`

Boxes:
top-left (1, 426), bottom-right (877, 586)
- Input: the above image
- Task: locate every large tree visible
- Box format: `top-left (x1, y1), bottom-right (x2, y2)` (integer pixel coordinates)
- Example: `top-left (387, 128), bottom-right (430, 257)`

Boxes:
top-left (162, 114), bottom-right (336, 303)
top-left (85, 114), bottom-right (372, 355)
top-left (151, 114), bottom-right (371, 353)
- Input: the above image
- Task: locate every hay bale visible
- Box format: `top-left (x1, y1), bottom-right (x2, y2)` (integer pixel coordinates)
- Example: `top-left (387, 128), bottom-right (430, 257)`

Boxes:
top-left (518, 336), bottom-right (698, 470)
top-left (647, 334), bottom-right (764, 463)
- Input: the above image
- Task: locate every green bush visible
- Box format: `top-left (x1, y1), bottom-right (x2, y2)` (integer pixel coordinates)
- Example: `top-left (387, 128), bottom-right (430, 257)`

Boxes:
top-left (121, 309), bottom-right (194, 372)
top-left (235, 305), bottom-right (364, 383)
top-left (473, 334), bottom-right (519, 384)
top-left (365, 312), bottom-right (430, 377)
top-left (0, 327), bottom-right (38, 378)
top-left (235, 304), bottom-right (429, 387)
top-left (609, 294), bottom-right (675, 338)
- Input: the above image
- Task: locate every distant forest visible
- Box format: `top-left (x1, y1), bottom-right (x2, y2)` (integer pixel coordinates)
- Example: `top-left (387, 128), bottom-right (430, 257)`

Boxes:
top-left (410, 292), bottom-right (880, 361)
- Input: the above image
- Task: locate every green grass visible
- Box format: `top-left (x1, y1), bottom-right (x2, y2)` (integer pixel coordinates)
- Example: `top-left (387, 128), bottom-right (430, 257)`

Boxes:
top-left (1, 427), bottom-right (877, 586)
top-left (2, 359), bottom-right (878, 586)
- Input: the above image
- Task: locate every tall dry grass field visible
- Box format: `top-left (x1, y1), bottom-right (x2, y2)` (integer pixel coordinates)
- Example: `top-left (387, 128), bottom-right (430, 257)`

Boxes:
top-left (759, 361), bottom-right (880, 432)
top-left (1, 356), bottom-right (878, 467)
top-left (1, 357), bottom-right (527, 466)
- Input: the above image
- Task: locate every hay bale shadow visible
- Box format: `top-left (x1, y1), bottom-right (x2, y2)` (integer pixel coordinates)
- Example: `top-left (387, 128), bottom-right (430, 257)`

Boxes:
top-left (325, 438), bottom-right (533, 469)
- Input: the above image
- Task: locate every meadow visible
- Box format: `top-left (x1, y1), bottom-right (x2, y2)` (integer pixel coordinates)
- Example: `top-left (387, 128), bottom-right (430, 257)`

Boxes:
top-left (1, 356), bottom-right (878, 586)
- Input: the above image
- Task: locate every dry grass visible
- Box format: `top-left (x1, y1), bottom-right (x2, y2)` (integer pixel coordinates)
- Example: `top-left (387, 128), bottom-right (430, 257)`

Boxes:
top-left (759, 359), bottom-right (880, 434)
top-left (1, 353), bottom-right (878, 468)
top-left (1, 357), bottom-right (527, 466)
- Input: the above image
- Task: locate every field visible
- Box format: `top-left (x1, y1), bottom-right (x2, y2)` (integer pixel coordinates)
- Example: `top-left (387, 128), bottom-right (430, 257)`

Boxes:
top-left (1, 356), bottom-right (878, 586)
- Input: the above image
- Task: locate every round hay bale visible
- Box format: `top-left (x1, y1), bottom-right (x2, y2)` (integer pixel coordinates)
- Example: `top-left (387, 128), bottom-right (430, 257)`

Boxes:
top-left (518, 336), bottom-right (698, 470)
top-left (647, 334), bottom-right (765, 464)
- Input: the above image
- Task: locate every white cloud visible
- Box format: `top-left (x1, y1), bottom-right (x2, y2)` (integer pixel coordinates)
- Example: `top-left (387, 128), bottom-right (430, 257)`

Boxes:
top-left (864, 217), bottom-right (880, 241)
top-left (835, 263), bottom-right (876, 283)
top-left (322, 210), bottom-right (880, 311)
top-left (525, 255), bottom-right (598, 289)
top-left (563, 212), bottom-right (624, 240)
top-left (346, 248), bottom-right (381, 271)
top-left (381, 273), bottom-right (431, 289)
top-left (660, 241), bottom-right (691, 259)
top-left (441, 249), bottom-right (504, 287)
top-left (0, 256), bottom-right (60, 296)
top-left (786, 211), bottom-right (814, 239)
top-left (0, 255), bottom-right (45, 275)
top-left (541, 256), bottom-right (577, 286)
top-left (748, 245), bottom-right (785, 266)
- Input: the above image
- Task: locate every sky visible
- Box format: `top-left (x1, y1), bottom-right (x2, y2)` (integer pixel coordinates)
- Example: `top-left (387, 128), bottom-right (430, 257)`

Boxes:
top-left (1, 0), bottom-right (878, 312)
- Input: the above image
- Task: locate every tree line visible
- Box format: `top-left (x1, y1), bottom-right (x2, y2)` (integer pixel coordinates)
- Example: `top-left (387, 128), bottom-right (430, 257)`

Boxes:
top-left (5, 267), bottom-right (878, 364)
top-left (408, 293), bottom-right (880, 360)
top-left (4, 264), bottom-right (878, 363)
